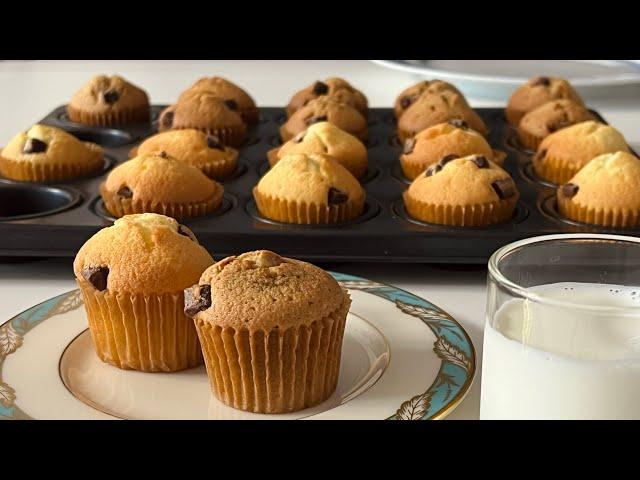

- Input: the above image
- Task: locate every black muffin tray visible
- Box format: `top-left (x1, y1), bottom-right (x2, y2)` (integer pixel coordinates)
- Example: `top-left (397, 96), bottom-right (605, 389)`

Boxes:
top-left (0, 105), bottom-right (632, 263)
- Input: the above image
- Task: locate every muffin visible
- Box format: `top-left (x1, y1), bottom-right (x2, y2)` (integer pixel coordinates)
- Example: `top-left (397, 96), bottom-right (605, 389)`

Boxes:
top-left (394, 80), bottom-right (465, 119)
top-left (286, 77), bottom-right (368, 118)
top-left (403, 154), bottom-right (519, 227)
top-left (158, 92), bottom-right (246, 147)
top-left (136, 129), bottom-right (238, 180)
top-left (280, 97), bottom-right (368, 143)
top-left (269, 122), bottom-right (368, 179)
top-left (100, 152), bottom-right (224, 220)
top-left (67, 75), bottom-right (150, 126)
top-left (517, 99), bottom-right (595, 150)
top-left (179, 76), bottom-right (258, 125)
top-left (533, 121), bottom-right (629, 184)
top-left (185, 250), bottom-right (350, 413)
top-left (400, 121), bottom-right (505, 180)
top-left (254, 153), bottom-right (365, 224)
top-left (506, 76), bottom-right (584, 125)
top-left (0, 124), bottom-right (103, 182)
top-left (557, 151), bottom-right (640, 228)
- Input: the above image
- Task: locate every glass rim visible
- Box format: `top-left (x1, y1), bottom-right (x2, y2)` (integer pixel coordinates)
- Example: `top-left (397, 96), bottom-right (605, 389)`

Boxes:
top-left (488, 233), bottom-right (640, 315)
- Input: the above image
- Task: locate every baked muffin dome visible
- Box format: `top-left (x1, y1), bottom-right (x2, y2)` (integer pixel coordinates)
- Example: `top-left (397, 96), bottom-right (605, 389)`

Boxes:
top-left (137, 129), bottom-right (238, 180)
top-left (0, 124), bottom-right (103, 182)
top-left (533, 121), bottom-right (629, 184)
top-left (280, 97), bottom-right (368, 143)
top-left (394, 80), bottom-right (465, 119)
top-left (557, 151), bottom-right (640, 228)
top-left (101, 152), bottom-right (224, 220)
top-left (506, 76), bottom-right (583, 125)
top-left (253, 153), bottom-right (365, 224)
top-left (67, 75), bottom-right (150, 126)
top-left (270, 121), bottom-right (368, 179)
top-left (286, 77), bottom-right (368, 118)
top-left (403, 154), bottom-right (519, 226)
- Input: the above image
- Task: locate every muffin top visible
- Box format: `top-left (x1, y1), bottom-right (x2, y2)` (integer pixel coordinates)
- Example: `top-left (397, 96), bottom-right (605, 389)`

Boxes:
top-left (158, 92), bottom-right (246, 132)
top-left (518, 99), bottom-right (595, 140)
top-left (73, 213), bottom-right (214, 294)
top-left (178, 76), bottom-right (256, 115)
top-left (68, 75), bottom-right (149, 113)
top-left (184, 250), bottom-right (348, 330)
top-left (394, 80), bottom-right (465, 118)
top-left (506, 76), bottom-right (583, 124)
top-left (255, 153), bottom-right (364, 206)
top-left (2, 124), bottom-right (102, 165)
top-left (286, 77), bottom-right (368, 117)
top-left (406, 154), bottom-right (519, 206)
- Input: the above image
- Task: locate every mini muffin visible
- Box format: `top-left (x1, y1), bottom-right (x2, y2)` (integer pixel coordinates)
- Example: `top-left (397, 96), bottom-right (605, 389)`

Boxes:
top-left (67, 75), bottom-right (150, 126)
top-left (286, 77), bottom-right (368, 118)
top-left (253, 153), bottom-right (365, 224)
top-left (100, 153), bottom-right (224, 220)
top-left (394, 80), bottom-right (465, 119)
top-left (0, 124), bottom-right (103, 182)
top-left (179, 76), bottom-right (258, 125)
top-left (506, 76), bottom-right (584, 125)
top-left (557, 151), bottom-right (640, 228)
top-left (517, 99), bottom-right (595, 150)
top-left (403, 154), bottom-right (519, 227)
top-left (158, 92), bottom-right (246, 147)
top-left (397, 91), bottom-right (488, 141)
top-left (269, 122), bottom-right (367, 179)
top-left (400, 121), bottom-right (505, 180)
top-left (533, 121), bottom-right (629, 184)
top-left (184, 249), bottom-right (350, 413)
top-left (74, 213), bottom-right (214, 372)
top-left (136, 129), bottom-right (238, 180)
top-left (280, 97), bottom-right (368, 143)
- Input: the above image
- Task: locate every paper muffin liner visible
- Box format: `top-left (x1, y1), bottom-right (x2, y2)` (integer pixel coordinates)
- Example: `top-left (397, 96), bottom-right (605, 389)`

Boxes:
top-left (253, 188), bottom-right (365, 224)
top-left (158, 125), bottom-right (246, 148)
top-left (267, 147), bottom-right (280, 168)
top-left (0, 152), bottom-right (103, 182)
top-left (194, 294), bottom-right (350, 413)
top-left (67, 105), bottom-right (150, 126)
top-left (78, 282), bottom-right (203, 372)
top-left (127, 146), bottom-right (237, 180)
top-left (492, 149), bottom-right (507, 167)
top-left (400, 158), bottom-right (433, 181)
top-left (533, 154), bottom-right (581, 185)
top-left (557, 194), bottom-right (640, 228)
top-left (505, 107), bottom-right (524, 126)
top-left (517, 127), bottom-right (545, 151)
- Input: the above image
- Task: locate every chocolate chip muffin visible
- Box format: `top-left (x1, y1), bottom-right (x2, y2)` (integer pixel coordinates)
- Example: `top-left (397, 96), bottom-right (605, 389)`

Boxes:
top-left (506, 76), bottom-right (584, 125)
top-left (557, 151), bottom-right (640, 228)
top-left (101, 152), bottom-right (224, 220)
top-left (286, 77), bottom-right (368, 118)
top-left (67, 75), bottom-right (150, 126)
top-left (136, 129), bottom-right (238, 180)
top-left (269, 121), bottom-right (368, 179)
top-left (185, 250), bottom-right (350, 413)
top-left (74, 213), bottom-right (214, 372)
top-left (533, 121), bottom-right (629, 184)
top-left (280, 97), bottom-right (368, 143)
top-left (403, 154), bottom-right (519, 226)
top-left (394, 80), bottom-right (465, 119)
top-left (254, 153), bottom-right (365, 224)
top-left (400, 121), bottom-right (505, 180)
top-left (0, 124), bottom-right (103, 182)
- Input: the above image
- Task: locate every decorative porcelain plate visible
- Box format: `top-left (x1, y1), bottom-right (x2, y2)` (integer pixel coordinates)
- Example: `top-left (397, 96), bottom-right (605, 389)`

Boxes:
top-left (0, 273), bottom-right (475, 420)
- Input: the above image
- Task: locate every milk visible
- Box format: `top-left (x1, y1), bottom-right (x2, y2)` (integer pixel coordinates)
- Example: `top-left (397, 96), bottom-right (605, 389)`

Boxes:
top-left (480, 282), bottom-right (640, 419)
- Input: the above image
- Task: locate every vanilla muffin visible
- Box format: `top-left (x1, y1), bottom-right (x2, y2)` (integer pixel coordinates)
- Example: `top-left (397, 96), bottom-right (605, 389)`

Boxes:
top-left (394, 80), bottom-right (465, 119)
top-left (506, 76), bottom-right (584, 125)
top-left (280, 97), bottom-right (368, 143)
top-left (74, 213), bottom-right (214, 372)
top-left (136, 129), bottom-right (238, 180)
top-left (254, 153), bottom-right (365, 224)
top-left (0, 124), bottom-right (103, 182)
top-left (185, 250), bottom-right (350, 413)
top-left (400, 121), bottom-right (505, 180)
top-left (67, 75), bottom-right (150, 126)
top-left (269, 122), bottom-right (367, 179)
top-left (286, 77), bottom-right (368, 118)
top-left (517, 99), bottom-right (595, 150)
top-left (403, 154), bottom-right (519, 226)
top-left (101, 153), bottom-right (223, 220)
top-left (533, 121), bottom-right (629, 184)
top-left (557, 151), bottom-right (640, 228)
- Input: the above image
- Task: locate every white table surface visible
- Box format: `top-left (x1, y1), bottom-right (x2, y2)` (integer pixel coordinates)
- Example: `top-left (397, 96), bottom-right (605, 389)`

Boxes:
top-left (1, 60), bottom-right (639, 420)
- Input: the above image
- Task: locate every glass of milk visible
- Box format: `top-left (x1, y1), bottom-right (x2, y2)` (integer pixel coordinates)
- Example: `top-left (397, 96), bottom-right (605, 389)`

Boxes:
top-left (481, 233), bottom-right (640, 420)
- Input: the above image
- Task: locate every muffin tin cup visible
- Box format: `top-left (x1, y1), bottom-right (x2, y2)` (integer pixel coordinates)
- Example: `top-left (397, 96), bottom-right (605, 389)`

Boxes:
top-left (0, 181), bottom-right (81, 221)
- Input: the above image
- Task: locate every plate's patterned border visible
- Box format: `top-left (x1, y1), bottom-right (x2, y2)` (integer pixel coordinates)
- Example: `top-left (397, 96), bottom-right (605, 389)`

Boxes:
top-left (0, 273), bottom-right (475, 420)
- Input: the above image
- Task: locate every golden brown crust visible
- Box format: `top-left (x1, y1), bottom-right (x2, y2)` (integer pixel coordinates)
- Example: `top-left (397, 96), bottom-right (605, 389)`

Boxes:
top-left (506, 76), bottom-right (583, 125)
top-left (394, 80), bottom-right (465, 119)
top-left (286, 77), bottom-right (368, 118)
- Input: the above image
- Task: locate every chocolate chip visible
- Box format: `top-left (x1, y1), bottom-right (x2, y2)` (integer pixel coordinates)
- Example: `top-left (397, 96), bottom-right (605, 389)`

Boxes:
top-left (403, 138), bottom-right (416, 154)
top-left (23, 138), bottom-right (48, 154)
top-left (448, 119), bottom-right (469, 130)
top-left (491, 179), bottom-right (517, 200)
top-left (117, 186), bottom-right (133, 198)
top-left (313, 81), bottom-right (329, 95)
top-left (158, 151), bottom-right (169, 159)
top-left (206, 135), bottom-right (224, 150)
top-left (547, 119), bottom-right (571, 133)
top-left (161, 111), bottom-right (174, 129)
top-left (561, 183), bottom-right (579, 198)
top-left (102, 90), bottom-right (120, 105)
top-left (184, 284), bottom-right (212, 317)
top-left (471, 155), bottom-right (489, 168)
top-left (224, 99), bottom-right (238, 111)
top-left (533, 76), bottom-right (551, 87)
top-left (440, 154), bottom-right (459, 166)
top-left (306, 115), bottom-right (328, 126)
top-left (293, 133), bottom-right (305, 143)
top-left (426, 164), bottom-right (442, 177)
top-left (82, 266), bottom-right (109, 291)
top-left (400, 96), bottom-right (413, 109)
top-left (328, 187), bottom-right (349, 205)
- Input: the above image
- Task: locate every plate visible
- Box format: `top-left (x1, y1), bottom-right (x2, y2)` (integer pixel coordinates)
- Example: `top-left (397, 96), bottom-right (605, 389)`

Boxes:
top-left (0, 273), bottom-right (475, 420)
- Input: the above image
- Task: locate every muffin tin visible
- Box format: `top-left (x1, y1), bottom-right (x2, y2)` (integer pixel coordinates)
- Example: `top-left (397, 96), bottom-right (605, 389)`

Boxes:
top-left (0, 105), bottom-right (634, 263)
